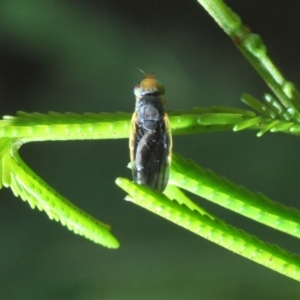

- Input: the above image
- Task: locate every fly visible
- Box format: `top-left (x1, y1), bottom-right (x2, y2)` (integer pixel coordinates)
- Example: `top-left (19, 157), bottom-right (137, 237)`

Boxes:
top-left (129, 73), bottom-right (172, 192)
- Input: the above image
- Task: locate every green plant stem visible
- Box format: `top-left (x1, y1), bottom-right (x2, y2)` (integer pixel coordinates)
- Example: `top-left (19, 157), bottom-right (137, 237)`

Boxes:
top-left (170, 153), bottom-right (300, 239)
top-left (116, 177), bottom-right (300, 282)
top-left (2, 138), bottom-right (119, 248)
top-left (196, 0), bottom-right (300, 121)
top-left (2, 109), bottom-right (300, 143)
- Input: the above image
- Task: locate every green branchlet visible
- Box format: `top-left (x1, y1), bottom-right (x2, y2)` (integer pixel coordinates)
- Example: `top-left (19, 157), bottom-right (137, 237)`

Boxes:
top-left (1, 0), bottom-right (300, 282)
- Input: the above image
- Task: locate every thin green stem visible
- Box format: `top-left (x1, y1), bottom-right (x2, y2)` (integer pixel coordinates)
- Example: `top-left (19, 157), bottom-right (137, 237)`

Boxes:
top-left (116, 177), bottom-right (300, 282)
top-left (170, 153), bottom-right (300, 239)
top-left (2, 108), bottom-right (300, 143)
top-left (164, 184), bottom-right (215, 218)
top-left (3, 138), bottom-right (119, 248)
top-left (197, 0), bottom-right (300, 121)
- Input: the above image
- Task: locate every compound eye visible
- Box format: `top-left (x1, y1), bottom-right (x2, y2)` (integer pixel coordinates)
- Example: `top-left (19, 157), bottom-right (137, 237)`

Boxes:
top-left (134, 84), bottom-right (142, 98)
top-left (156, 83), bottom-right (165, 95)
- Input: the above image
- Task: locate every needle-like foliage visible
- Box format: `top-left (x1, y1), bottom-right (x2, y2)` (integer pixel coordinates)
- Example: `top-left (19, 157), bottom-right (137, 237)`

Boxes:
top-left (1, 0), bottom-right (300, 281)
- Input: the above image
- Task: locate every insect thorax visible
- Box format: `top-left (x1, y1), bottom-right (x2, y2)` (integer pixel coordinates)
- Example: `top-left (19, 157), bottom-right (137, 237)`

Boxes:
top-left (136, 94), bottom-right (165, 123)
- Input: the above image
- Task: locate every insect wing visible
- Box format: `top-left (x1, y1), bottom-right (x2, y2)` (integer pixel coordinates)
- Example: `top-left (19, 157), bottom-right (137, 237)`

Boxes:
top-left (129, 112), bottom-right (138, 174)
top-left (131, 113), bottom-right (171, 192)
top-left (164, 113), bottom-right (172, 171)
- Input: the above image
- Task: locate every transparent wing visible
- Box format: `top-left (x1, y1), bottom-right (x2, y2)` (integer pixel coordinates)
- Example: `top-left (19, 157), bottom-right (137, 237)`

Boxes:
top-left (131, 113), bottom-right (171, 192)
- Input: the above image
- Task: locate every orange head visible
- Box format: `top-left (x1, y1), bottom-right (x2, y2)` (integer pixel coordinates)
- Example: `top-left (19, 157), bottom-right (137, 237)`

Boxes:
top-left (134, 73), bottom-right (165, 99)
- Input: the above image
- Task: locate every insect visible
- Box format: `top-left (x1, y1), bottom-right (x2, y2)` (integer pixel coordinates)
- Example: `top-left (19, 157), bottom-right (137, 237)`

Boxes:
top-left (129, 73), bottom-right (172, 192)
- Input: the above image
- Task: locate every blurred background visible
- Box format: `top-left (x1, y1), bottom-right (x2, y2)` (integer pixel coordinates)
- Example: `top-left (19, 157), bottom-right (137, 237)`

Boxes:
top-left (0, 0), bottom-right (300, 298)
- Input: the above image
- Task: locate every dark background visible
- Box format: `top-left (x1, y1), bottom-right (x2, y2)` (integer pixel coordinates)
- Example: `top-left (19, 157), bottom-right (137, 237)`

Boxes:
top-left (0, 0), bottom-right (300, 299)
